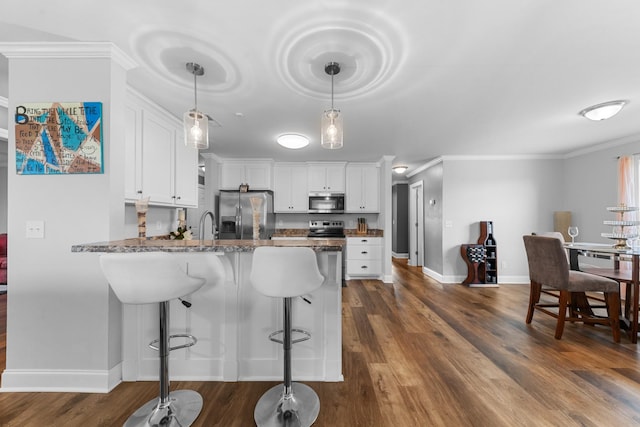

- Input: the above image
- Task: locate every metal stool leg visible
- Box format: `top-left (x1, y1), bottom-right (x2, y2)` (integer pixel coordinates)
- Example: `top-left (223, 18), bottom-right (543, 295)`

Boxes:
top-left (124, 301), bottom-right (203, 427)
top-left (254, 297), bottom-right (320, 427)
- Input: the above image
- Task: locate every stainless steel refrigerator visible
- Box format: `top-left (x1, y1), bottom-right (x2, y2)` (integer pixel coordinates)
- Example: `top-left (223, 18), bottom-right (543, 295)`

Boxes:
top-left (217, 190), bottom-right (275, 239)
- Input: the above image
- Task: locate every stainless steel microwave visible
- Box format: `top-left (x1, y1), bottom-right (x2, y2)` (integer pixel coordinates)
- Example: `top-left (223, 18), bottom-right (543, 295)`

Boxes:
top-left (308, 192), bottom-right (345, 214)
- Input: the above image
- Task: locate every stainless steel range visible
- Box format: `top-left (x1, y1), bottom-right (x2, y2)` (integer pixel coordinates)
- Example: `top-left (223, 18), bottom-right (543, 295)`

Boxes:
top-left (307, 220), bottom-right (345, 238)
top-left (308, 220), bottom-right (346, 286)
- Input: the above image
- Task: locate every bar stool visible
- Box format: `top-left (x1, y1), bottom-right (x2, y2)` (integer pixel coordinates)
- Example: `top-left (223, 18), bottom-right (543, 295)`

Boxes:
top-left (100, 252), bottom-right (223, 427)
top-left (250, 247), bottom-right (325, 427)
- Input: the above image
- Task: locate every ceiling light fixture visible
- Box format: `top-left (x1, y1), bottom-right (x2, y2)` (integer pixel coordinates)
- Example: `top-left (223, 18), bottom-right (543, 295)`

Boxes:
top-left (392, 166), bottom-right (408, 174)
top-left (579, 100), bottom-right (629, 121)
top-left (321, 62), bottom-right (343, 149)
top-left (277, 134), bottom-right (310, 149)
top-left (183, 62), bottom-right (209, 149)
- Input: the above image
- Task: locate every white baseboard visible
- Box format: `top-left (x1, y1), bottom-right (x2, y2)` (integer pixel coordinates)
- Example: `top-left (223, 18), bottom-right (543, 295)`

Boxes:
top-left (0, 363), bottom-right (122, 393)
top-left (392, 252), bottom-right (409, 259)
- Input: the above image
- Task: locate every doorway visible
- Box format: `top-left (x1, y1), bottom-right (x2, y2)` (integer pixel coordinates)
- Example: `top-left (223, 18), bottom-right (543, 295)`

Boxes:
top-left (409, 181), bottom-right (424, 267)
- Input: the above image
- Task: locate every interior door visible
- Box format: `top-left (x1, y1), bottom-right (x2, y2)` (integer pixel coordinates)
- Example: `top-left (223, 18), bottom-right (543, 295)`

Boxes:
top-left (409, 181), bottom-right (424, 267)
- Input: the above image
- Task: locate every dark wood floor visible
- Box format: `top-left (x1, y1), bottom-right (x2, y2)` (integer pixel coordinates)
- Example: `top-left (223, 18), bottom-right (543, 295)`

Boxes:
top-left (2, 259), bottom-right (640, 426)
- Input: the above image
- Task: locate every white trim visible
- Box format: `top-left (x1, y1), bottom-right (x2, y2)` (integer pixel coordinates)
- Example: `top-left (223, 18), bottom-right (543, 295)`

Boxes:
top-left (392, 252), bottom-right (408, 259)
top-left (0, 363), bottom-right (122, 393)
top-left (564, 133), bottom-right (640, 158)
top-left (423, 266), bottom-right (445, 282)
top-left (0, 96), bottom-right (7, 140)
top-left (408, 153), bottom-right (566, 178)
top-left (0, 42), bottom-right (138, 71)
top-left (407, 157), bottom-right (443, 178)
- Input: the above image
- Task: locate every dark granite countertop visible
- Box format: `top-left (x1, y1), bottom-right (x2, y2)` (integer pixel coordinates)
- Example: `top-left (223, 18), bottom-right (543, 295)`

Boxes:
top-left (72, 238), bottom-right (344, 253)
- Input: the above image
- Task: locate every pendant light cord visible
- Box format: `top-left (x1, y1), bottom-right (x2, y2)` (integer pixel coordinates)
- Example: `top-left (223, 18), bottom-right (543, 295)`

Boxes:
top-left (193, 71), bottom-right (198, 112)
top-left (330, 69), bottom-right (335, 110)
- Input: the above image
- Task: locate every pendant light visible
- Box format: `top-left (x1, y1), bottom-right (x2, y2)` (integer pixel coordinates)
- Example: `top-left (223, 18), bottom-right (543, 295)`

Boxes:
top-left (321, 62), bottom-right (343, 149)
top-left (183, 62), bottom-right (209, 149)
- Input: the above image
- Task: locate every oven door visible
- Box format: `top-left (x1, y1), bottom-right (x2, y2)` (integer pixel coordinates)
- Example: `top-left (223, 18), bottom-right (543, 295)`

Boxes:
top-left (308, 193), bottom-right (344, 213)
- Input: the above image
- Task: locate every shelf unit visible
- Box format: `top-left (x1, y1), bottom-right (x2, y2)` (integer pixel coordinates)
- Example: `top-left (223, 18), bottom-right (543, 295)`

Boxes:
top-left (601, 205), bottom-right (640, 249)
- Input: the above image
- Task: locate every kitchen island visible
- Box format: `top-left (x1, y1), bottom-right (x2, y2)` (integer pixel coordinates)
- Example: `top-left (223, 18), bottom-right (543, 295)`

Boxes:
top-left (72, 238), bottom-right (344, 383)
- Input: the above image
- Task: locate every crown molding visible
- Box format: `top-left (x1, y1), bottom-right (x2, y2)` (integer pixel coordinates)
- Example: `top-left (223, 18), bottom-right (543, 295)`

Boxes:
top-left (0, 42), bottom-right (137, 71)
top-left (564, 132), bottom-right (640, 159)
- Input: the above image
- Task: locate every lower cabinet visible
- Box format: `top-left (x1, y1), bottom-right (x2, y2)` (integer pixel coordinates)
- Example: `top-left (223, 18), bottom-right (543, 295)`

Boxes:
top-left (346, 237), bottom-right (382, 278)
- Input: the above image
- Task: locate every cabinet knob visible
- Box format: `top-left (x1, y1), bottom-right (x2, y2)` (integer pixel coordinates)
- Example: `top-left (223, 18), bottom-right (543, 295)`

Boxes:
top-left (361, 265), bottom-right (368, 269)
top-left (176, 196), bottom-right (181, 200)
top-left (137, 190), bottom-right (142, 194)
top-left (361, 251), bottom-right (368, 254)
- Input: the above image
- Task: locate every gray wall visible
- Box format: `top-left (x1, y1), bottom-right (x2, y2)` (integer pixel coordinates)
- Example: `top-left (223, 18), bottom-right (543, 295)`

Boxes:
top-left (392, 183), bottom-right (408, 255)
top-left (409, 156), bottom-right (565, 283)
top-left (564, 138), bottom-right (640, 244)
top-left (409, 161), bottom-right (444, 274)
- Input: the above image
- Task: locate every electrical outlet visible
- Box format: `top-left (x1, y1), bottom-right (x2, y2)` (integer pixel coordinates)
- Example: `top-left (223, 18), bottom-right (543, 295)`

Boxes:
top-left (26, 220), bottom-right (45, 238)
top-left (501, 261), bottom-right (507, 270)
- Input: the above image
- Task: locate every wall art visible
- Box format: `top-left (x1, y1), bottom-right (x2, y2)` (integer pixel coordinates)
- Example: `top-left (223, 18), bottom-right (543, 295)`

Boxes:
top-left (15, 102), bottom-right (103, 174)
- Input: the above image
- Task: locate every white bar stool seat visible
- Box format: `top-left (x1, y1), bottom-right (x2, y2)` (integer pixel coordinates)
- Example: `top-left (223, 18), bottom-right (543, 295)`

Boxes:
top-left (100, 252), bottom-right (225, 427)
top-left (250, 247), bottom-right (325, 427)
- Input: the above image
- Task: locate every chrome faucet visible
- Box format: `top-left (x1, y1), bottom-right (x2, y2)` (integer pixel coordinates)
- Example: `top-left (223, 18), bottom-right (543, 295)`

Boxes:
top-left (199, 210), bottom-right (216, 241)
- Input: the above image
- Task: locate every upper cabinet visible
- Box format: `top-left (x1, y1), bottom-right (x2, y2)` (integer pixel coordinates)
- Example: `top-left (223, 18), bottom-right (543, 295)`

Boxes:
top-left (219, 160), bottom-right (273, 190)
top-left (346, 163), bottom-right (380, 213)
top-left (307, 162), bottom-right (346, 193)
top-left (273, 163), bottom-right (309, 212)
top-left (125, 90), bottom-right (198, 208)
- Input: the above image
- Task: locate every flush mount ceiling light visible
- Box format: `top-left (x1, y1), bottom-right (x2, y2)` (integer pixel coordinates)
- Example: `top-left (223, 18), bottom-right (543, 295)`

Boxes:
top-left (183, 62), bottom-right (209, 149)
top-left (277, 134), bottom-right (310, 149)
top-left (321, 62), bottom-right (343, 149)
top-left (392, 166), bottom-right (408, 174)
top-left (579, 100), bottom-right (629, 121)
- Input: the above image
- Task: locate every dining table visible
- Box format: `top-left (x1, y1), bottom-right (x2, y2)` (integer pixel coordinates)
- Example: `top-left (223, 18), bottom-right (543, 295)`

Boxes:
top-left (565, 242), bottom-right (639, 343)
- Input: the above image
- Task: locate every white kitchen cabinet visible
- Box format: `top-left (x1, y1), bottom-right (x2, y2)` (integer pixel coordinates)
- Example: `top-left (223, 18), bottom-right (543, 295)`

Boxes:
top-left (125, 90), bottom-right (198, 208)
top-left (219, 160), bottom-right (273, 190)
top-left (346, 163), bottom-right (380, 213)
top-left (273, 163), bottom-right (309, 212)
top-left (307, 162), bottom-right (346, 192)
top-left (346, 236), bottom-right (383, 278)
top-left (124, 103), bottom-right (142, 201)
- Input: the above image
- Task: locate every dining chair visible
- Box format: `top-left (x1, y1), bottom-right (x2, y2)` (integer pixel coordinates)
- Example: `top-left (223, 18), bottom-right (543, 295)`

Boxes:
top-left (522, 235), bottom-right (621, 342)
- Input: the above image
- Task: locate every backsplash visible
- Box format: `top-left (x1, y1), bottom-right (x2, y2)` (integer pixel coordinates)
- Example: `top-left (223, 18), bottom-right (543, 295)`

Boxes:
top-left (125, 204), bottom-right (180, 238)
top-left (274, 213), bottom-right (379, 230)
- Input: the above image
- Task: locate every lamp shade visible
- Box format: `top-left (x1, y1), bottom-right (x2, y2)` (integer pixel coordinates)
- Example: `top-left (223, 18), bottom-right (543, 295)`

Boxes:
top-left (392, 166), bottom-right (408, 174)
top-left (579, 100), bottom-right (628, 121)
top-left (277, 134), bottom-right (309, 149)
top-left (183, 110), bottom-right (209, 149)
top-left (321, 108), bottom-right (343, 149)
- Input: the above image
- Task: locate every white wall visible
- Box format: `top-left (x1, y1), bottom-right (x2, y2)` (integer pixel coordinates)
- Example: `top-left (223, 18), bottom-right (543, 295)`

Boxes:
top-left (1, 45), bottom-right (131, 392)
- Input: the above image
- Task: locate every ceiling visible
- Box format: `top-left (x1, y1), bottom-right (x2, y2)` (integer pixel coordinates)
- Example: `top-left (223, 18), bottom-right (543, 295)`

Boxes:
top-left (1, 1), bottom-right (640, 175)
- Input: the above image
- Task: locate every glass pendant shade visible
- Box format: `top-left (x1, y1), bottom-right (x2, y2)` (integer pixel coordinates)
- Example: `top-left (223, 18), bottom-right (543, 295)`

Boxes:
top-left (321, 62), bottom-right (343, 149)
top-left (321, 108), bottom-right (343, 149)
top-left (183, 62), bottom-right (209, 149)
top-left (183, 109), bottom-right (209, 149)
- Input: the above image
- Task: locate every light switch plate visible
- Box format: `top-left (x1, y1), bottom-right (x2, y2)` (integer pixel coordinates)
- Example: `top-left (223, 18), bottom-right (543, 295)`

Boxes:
top-left (26, 220), bottom-right (45, 238)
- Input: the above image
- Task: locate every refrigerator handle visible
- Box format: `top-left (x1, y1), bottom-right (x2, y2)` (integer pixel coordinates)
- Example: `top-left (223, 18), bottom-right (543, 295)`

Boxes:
top-left (236, 205), bottom-right (242, 239)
